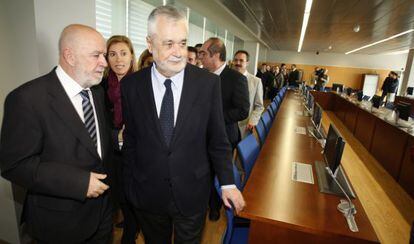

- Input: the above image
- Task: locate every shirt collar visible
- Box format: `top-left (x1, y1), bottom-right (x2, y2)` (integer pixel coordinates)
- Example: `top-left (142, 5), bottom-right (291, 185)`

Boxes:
top-left (213, 63), bottom-right (227, 76)
top-left (151, 63), bottom-right (185, 90)
top-left (243, 70), bottom-right (249, 77)
top-left (55, 65), bottom-right (87, 98)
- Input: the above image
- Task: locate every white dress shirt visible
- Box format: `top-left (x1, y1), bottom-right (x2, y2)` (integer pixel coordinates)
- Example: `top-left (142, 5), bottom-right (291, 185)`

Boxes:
top-left (213, 63), bottom-right (227, 76)
top-left (55, 65), bottom-right (102, 158)
top-left (151, 64), bottom-right (235, 189)
top-left (151, 64), bottom-right (184, 126)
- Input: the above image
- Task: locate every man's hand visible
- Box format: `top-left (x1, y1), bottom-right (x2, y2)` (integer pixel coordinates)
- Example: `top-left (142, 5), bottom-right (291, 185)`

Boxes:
top-left (86, 172), bottom-right (109, 198)
top-left (222, 188), bottom-right (246, 214)
top-left (246, 123), bottom-right (254, 131)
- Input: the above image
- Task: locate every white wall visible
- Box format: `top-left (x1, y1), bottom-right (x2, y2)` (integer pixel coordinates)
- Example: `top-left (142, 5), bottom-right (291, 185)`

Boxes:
top-left (34, 0), bottom-right (96, 74)
top-left (267, 50), bottom-right (407, 71)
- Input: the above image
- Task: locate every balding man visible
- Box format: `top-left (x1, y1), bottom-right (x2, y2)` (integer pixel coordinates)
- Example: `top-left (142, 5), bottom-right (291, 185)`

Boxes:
top-left (0, 24), bottom-right (114, 243)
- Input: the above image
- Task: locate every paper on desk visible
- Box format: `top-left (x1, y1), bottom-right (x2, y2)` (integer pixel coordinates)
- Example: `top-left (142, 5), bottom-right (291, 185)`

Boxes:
top-left (292, 162), bottom-right (314, 184)
top-left (295, 111), bottom-right (303, 116)
top-left (295, 126), bottom-right (307, 135)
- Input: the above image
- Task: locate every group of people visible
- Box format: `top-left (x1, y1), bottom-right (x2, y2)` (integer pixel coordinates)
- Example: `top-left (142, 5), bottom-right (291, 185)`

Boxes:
top-left (0, 5), bottom-right (267, 244)
top-left (256, 63), bottom-right (300, 99)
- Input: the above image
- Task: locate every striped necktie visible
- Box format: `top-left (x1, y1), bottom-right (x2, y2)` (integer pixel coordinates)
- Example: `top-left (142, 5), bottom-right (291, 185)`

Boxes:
top-left (80, 90), bottom-right (97, 147)
top-left (159, 79), bottom-right (174, 146)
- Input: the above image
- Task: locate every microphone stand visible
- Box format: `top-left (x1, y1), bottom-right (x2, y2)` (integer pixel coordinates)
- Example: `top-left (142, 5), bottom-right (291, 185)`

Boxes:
top-left (327, 167), bottom-right (359, 232)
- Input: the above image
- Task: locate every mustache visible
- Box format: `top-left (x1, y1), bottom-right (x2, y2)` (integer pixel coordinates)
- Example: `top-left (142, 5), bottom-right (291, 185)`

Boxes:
top-left (168, 56), bottom-right (185, 62)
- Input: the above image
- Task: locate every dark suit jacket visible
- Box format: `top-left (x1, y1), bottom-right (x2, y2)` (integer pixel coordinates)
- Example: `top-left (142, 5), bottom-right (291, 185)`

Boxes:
top-left (121, 64), bottom-right (234, 216)
top-left (288, 69), bottom-right (300, 85)
top-left (219, 66), bottom-right (250, 147)
top-left (0, 69), bottom-right (113, 242)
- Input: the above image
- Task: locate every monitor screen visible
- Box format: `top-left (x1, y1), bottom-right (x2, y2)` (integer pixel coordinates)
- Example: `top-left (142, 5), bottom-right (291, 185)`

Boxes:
top-left (407, 87), bottom-right (414, 96)
top-left (332, 83), bottom-right (344, 93)
top-left (307, 93), bottom-right (314, 111)
top-left (356, 91), bottom-right (363, 101)
top-left (396, 102), bottom-right (411, 121)
top-left (324, 125), bottom-right (345, 175)
top-left (371, 95), bottom-right (382, 108)
top-left (312, 102), bottom-right (322, 129)
top-left (345, 87), bottom-right (353, 96)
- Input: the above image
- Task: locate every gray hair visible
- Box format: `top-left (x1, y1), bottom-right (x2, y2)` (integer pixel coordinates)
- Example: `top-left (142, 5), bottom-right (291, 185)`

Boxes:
top-left (147, 5), bottom-right (187, 37)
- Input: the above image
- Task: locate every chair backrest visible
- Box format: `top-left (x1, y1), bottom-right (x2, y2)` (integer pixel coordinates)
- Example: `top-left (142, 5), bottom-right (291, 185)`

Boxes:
top-left (255, 119), bottom-right (267, 146)
top-left (260, 111), bottom-right (272, 133)
top-left (270, 101), bottom-right (278, 115)
top-left (237, 133), bottom-right (260, 182)
top-left (275, 95), bottom-right (281, 105)
top-left (214, 163), bottom-right (242, 244)
top-left (267, 106), bottom-right (274, 119)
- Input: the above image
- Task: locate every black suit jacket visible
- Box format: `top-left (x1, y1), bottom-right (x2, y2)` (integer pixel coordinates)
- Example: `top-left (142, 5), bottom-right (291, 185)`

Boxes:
top-left (219, 66), bottom-right (250, 147)
top-left (0, 69), bottom-right (113, 242)
top-left (121, 64), bottom-right (233, 216)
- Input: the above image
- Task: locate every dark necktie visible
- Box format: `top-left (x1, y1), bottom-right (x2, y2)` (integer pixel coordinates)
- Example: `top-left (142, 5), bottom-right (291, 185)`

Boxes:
top-left (80, 90), bottom-right (97, 147)
top-left (159, 79), bottom-right (174, 146)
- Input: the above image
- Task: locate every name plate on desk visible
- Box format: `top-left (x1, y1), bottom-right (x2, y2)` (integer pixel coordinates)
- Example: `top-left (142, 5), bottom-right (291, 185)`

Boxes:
top-left (295, 111), bottom-right (304, 116)
top-left (292, 162), bottom-right (314, 184)
top-left (295, 126), bottom-right (307, 135)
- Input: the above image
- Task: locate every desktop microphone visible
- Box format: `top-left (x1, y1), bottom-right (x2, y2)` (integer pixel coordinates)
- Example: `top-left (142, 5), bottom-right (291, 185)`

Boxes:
top-left (327, 167), bottom-right (359, 232)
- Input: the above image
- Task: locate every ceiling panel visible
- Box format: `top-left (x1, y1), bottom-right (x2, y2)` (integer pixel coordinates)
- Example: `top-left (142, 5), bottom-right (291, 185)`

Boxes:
top-left (218, 0), bottom-right (414, 54)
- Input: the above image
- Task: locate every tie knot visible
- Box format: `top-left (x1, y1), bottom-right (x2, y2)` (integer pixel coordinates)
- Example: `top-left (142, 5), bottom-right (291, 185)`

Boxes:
top-left (80, 90), bottom-right (90, 100)
top-left (164, 79), bottom-right (172, 89)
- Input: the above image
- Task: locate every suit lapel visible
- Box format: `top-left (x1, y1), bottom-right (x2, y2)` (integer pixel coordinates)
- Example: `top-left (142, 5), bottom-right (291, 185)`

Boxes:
top-left (170, 65), bottom-right (199, 148)
top-left (136, 69), bottom-right (166, 147)
top-left (47, 72), bottom-right (100, 159)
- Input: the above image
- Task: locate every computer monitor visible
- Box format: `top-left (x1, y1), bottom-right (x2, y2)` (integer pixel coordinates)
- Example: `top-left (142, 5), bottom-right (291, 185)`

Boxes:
top-left (306, 93), bottom-right (314, 111)
top-left (315, 124), bottom-right (355, 198)
top-left (332, 83), bottom-right (344, 93)
top-left (324, 125), bottom-right (345, 175)
top-left (345, 87), bottom-right (353, 96)
top-left (312, 102), bottom-right (322, 130)
top-left (356, 91), bottom-right (363, 101)
top-left (371, 95), bottom-right (382, 108)
top-left (362, 95), bottom-right (370, 101)
top-left (396, 101), bottom-right (411, 121)
top-left (407, 87), bottom-right (414, 96)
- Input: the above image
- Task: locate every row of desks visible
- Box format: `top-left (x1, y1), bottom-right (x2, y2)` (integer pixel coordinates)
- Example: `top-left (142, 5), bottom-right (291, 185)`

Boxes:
top-left (239, 90), bottom-right (414, 243)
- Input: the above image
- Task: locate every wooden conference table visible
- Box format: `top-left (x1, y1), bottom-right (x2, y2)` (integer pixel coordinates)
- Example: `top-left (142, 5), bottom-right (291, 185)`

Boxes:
top-left (239, 90), bottom-right (414, 243)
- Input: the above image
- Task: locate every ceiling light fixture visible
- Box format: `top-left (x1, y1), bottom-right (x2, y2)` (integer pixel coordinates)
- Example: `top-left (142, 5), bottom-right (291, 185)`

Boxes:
top-left (345, 29), bottom-right (414, 55)
top-left (297, 0), bottom-right (313, 52)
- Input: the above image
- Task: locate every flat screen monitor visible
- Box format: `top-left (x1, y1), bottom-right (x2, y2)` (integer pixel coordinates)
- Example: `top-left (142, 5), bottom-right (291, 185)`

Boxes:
top-left (332, 83), bottom-right (344, 93)
top-left (306, 93), bottom-right (314, 111)
top-left (323, 125), bottom-right (345, 175)
top-left (396, 101), bottom-right (411, 121)
top-left (356, 91), bottom-right (363, 101)
top-left (407, 87), bottom-right (414, 96)
top-left (345, 87), bottom-right (353, 96)
top-left (312, 102), bottom-right (322, 129)
top-left (371, 95), bottom-right (382, 108)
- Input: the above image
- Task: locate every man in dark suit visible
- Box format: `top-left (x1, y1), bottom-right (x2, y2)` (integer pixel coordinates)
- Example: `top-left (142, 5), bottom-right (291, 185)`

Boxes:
top-left (288, 64), bottom-right (300, 87)
top-left (0, 24), bottom-right (113, 243)
top-left (121, 6), bottom-right (245, 243)
top-left (199, 37), bottom-right (250, 221)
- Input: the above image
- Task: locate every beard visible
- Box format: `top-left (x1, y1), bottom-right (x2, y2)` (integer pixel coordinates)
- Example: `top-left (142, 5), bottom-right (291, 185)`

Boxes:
top-left (156, 57), bottom-right (187, 77)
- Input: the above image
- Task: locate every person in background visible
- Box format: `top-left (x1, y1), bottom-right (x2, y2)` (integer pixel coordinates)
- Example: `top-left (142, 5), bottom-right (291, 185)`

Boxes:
top-left (194, 43), bottom-right (204, 68)
top-left (101, 35), bottom-right (139, 244)
top-left (137, 49), bottom-right (153, 70)
top-left (187, 46), bottom-right (198, 65)
top-left (288, 64), bottom-right (300, 87)
top-left (233, 50), bottom-right (264, 139)
top-left (256, 63), bottom-right (267, 80)
top-left (381, 71), bottom-right (399, 102)
top-left (281, 63), bottom-right (288, 84)
top-left (0, 24), bottom-right (113, 243)
top-left (200, 37), bottom-right (249, 221)
top-left (268, 65), bottom-right (283, 100)
top-left (315, 68), bottom-right (329, 91)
